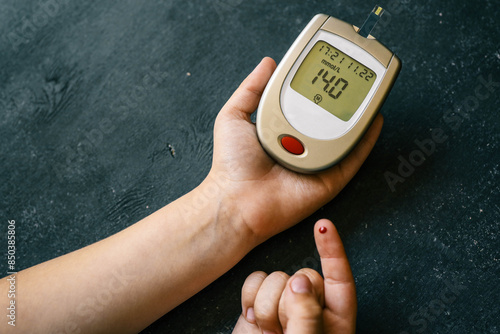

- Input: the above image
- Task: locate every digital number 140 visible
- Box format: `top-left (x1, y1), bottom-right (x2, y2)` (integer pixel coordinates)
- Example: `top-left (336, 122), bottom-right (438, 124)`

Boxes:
top-left (312, 69), bottom-right (348, 99)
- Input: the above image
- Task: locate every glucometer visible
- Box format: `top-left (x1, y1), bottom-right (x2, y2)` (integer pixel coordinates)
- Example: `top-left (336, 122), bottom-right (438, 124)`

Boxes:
top-left (256, 6), bottom-right (401, 173)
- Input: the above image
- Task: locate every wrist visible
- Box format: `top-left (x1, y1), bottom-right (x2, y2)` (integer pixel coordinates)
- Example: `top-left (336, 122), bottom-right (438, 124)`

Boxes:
top-left (195, 172), bottom-right (260, 252)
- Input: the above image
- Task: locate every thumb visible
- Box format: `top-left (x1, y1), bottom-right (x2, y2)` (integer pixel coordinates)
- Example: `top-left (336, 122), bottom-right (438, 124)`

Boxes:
top-left (219, 57), bottom-right (276, 121)
top-left (282, 274), bottom-right (323, 334)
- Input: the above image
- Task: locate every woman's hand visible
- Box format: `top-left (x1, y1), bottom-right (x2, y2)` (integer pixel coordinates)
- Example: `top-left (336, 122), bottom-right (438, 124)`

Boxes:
top-left (0, 57), bottom-right (373, 334)
top-left (207, 57), bottom-right (384, 245)
top-left (232, 219), bottom-right (357, 334)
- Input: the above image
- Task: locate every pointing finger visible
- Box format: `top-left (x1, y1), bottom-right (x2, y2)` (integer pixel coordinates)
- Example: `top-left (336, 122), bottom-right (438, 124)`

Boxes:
top-left (314, 219), bottom-right (357, 332)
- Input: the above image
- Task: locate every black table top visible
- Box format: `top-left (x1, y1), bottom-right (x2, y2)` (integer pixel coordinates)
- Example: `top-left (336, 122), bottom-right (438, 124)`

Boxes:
top-left (1, 0), bottom-right (499, 333)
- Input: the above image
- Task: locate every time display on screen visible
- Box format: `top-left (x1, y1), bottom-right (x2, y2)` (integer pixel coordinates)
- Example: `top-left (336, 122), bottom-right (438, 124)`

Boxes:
top-left (290, 40), bottom-right (377, 122)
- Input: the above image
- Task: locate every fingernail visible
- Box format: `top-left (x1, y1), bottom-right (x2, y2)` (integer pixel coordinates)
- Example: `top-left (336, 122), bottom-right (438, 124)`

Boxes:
top-left (246, 307), bottom-right (255, 322)
top-left (291, 274), bottom-right (312, 294)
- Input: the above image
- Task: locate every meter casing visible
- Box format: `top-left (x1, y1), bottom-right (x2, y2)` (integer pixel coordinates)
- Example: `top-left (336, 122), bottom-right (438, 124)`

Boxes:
top-left (256, 14), bottom-right (401, 173)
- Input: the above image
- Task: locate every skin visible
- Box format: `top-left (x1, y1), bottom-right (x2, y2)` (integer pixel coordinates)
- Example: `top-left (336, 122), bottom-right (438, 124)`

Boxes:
top-left (232, 219), bottom-right (357, 334)
top-left (0, 57), bottom-right (383, 334)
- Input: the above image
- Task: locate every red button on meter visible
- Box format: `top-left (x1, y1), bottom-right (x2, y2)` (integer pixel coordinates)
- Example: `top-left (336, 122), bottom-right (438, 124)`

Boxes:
top-left (281, 136), bottom-right (304, 155)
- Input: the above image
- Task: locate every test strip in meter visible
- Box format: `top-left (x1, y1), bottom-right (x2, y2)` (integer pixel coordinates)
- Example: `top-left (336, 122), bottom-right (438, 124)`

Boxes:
top-left (256, 9), bottom-right (401, 173)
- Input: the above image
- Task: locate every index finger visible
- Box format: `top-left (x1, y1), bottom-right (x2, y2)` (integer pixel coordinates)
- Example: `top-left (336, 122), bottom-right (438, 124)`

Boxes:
top-left (314, 219), bottom-right (357, 326)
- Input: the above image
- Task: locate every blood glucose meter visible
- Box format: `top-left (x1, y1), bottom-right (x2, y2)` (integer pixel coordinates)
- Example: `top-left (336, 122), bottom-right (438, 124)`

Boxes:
top-left (256, 7), bottom-right (401, 173)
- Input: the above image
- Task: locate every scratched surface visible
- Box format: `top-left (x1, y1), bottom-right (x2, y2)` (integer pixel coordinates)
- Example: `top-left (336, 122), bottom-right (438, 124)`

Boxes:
top-left (1, 0), bottom-right (499, 333)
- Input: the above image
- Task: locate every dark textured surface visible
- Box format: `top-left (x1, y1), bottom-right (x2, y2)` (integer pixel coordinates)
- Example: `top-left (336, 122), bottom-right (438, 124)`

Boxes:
top-left (1, 0), bottom-right (499, 333)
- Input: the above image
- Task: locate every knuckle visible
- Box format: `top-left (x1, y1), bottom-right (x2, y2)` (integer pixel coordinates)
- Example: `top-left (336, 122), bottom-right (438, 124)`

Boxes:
top-left (243, 271), bottom-right (267, 288)
top-left (247, 271), bottom-right (268, 284)
top-left (267, 271), bottom-right (290, 283)
top-left (254, 303), bottom-right (281, 330)
top-left (241, 272), bottom-right (268, 304)
top-left (254, 299), bottom-right (276, 319)
top-left (251, 271), bottom-right (291, 328)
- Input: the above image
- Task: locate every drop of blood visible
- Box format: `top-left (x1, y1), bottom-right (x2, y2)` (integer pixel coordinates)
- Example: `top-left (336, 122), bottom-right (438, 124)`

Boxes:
top-left (319, 226), bottom-right (327, 234)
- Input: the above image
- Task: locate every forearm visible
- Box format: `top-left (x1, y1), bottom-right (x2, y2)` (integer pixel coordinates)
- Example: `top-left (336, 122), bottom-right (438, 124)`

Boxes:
top-left (1, 178), bottom-right (255, 334)
top-left (0, 55), bottom-right (381, 333)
